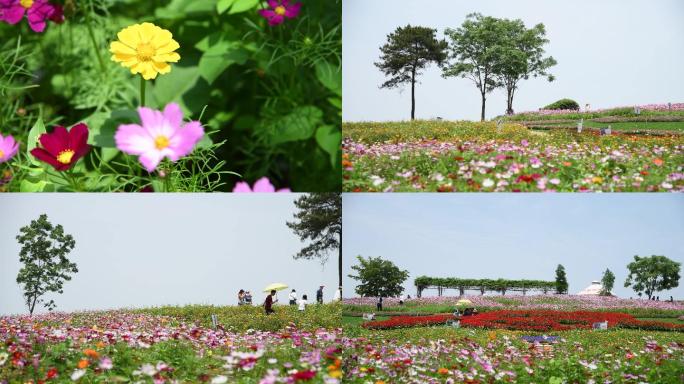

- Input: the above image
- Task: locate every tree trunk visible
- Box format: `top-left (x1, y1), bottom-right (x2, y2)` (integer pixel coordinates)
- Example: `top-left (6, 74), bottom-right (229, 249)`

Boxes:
top-left (506, 86), bottom-right (515, 115)
top-left (480, 92), bottom-right (486, 122)
top-left (410, 66), bottom-right (416, 120)
top-left (338, 232), bottom-right (342, 298)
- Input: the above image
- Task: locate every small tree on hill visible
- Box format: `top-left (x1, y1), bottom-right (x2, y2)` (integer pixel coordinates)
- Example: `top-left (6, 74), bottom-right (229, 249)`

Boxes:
top-left (287, 193), bottom-right (342, 294)
top-left (375, 25), bottom-right (448, 120)
top-left (555, 264), bottom-right (568, 294)
top-left (348, 256), bottom-right (409, 298)
top-left (493, 19), bottom-right (556, 115)
top-left (624, 255), bottom-right (680, 300)
top-left (443, 13), bottom-right (505, 121)
top-left (16, 214), bottom-right (78, 315)
top-left (600, 268), bottom-right (615, 296)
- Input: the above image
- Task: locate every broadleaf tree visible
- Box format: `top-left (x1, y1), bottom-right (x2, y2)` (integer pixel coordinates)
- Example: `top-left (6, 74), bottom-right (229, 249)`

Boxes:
top-left (624, 255), bottom-right (680, 300)
top-left (348, 255), bottom-right (409, 298)
top-left (443, 13), bottom-right (505, 121)
top-left (16, 214), bottom-right (78, 315)
top-left (555, 264), bottom-right (568, 294)
top-left (600, 268), bottom-right (615, 296)
top-left (375, 25), bottom-right (448, 120)
top-left (286, 193), bottom-right (342, 295)
top-left (493, 19), bottom-right (556, 115)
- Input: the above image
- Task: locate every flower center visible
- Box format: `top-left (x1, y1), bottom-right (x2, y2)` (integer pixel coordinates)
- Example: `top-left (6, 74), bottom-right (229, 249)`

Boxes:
top-left (136, 43), bottom-right (156, 62)
top-left (0, 150), bottom-right (4, 158)
top-left (20, 0), bottom-right (33, 9)
top-left (274, 5), bottom-right (286, 15)
top-left (155, 135), bottom-right (170, 150)
top-left (56, 149), bottom-right (75, 164)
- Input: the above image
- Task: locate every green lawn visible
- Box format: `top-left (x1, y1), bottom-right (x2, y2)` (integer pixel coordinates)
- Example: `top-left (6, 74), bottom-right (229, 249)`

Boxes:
top-left (531, 121), bottom-right (684, 131)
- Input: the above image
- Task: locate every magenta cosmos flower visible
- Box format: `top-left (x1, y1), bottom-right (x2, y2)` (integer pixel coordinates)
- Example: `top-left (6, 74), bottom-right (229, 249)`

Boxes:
top-left (0, 0), bottom-right (61, 32)
top-left (0, 133), bottom-right (19, 163)
top-left (258, 0), bottom-right (302, 26)
top-left (233, 177), bottom-right (291, 192)
top-left (31, 123), bottom-right (90, 171)
top-left (115, 103), bottom-right (204, 172)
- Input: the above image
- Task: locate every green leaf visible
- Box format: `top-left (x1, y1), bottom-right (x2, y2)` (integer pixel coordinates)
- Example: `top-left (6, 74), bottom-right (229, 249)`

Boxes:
top-left (156, 0), bottom-right (216, 18)
top-left (228, 0), bottom-right (259, 14)
top-left (152, 66), bottom-right (204, 113)
top-left (315, 125), bottom-right (341, 167)
top-left (217, 0), bottom-right (259, 14)
top-left (92, 110), bottom-right (140, 148)
top-left (198, 41), bottom-right (249, 84)
top-left (20, 179), bottom-right (48, 192)
top-left (263, 106), bottom-right (323, 145)
top-left (315, 60), bottom-right (341, 96)
top-left (26, 117), bottom-right (46, 166)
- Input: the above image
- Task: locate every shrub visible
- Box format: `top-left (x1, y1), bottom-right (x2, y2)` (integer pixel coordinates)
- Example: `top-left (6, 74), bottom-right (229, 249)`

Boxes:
top-left (543, 99), bottom-right (580, 111)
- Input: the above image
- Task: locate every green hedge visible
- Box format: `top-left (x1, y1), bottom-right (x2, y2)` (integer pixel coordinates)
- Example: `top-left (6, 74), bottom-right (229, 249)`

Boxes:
top-left (543, 98), bottom-right (580, 110)
top-left (414, 276), bottom-right (556, 295)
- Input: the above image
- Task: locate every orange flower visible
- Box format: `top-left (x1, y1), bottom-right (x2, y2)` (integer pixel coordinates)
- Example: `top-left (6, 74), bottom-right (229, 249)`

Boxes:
top-left (342, 159), bottom-right (353, 168)
top-left (83, 349), bottom-right (99, 359)
top-left (77, 359), bottom-right (89, 369)
top-left (96, 341), bottom-right (105, 349)
top-left (562, 161), bottom-right (572, 166)
top-left (653, 158), bottom-right (664, 166)
top-left (438, 367), bottom-right (449, 375)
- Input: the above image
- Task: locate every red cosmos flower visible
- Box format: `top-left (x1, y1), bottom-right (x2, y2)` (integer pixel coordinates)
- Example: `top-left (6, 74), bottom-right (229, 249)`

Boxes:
top-left (46, 367), bottom-right (58, 379)
top-left (31, 123), bottom-right (90, 171)
top-left (291, 370), bottom-right (316, 381)
top-left (258, 0), bottom-right (302, 26)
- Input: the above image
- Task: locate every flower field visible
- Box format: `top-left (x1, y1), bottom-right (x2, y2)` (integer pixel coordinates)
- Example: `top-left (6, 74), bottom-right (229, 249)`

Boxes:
top-left (342, 120), bottom-right (684, 192)
top-left (341, 326), bottom-right (684, 383)
top-left (343, 294), bottom-right (684, 382)
top-left (0, 0), bottom-right (341, 192)
top-left (0, 304), bottom-right (343, 383)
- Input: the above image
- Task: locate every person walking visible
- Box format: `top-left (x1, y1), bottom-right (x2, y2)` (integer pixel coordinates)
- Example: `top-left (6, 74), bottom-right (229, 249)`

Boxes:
top-left (316, 285), bottom-right (324, 304)
top-left (264, 290), bottom-right (277, 315)
top-left (298, 294), bottom-right (308, 312)
top-left (289, 289), bottom-right (297, 306)
top-left (376, 296), bottom-right (383, 311)
top-left (245, 291), bottom-right (253, 305)
top-left (238, 289), bottom-right (245, 305)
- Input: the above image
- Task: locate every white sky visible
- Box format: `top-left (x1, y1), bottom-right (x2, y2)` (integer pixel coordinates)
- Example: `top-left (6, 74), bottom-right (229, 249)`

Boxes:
top-left (0, 194), bottom-right (337, 316)
top-left (343, 0), bottom-right (684, 121)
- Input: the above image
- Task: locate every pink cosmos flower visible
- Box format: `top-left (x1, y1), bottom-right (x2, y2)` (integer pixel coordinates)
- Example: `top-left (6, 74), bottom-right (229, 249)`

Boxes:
top-left (0, 0), bottom-right (59, 33)
top-left (258, 0), bottom-right (302, 26)
top-left (233, 177), bottom-right (291, 193)
top-left (115, 103), bottom-right (204, 172)
top-left (0, 133), bottom-right (19, 163)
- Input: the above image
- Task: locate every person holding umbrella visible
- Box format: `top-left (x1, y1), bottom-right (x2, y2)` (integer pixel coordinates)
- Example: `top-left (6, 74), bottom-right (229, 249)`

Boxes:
top-left (263, 283), bottom-right (288, 315)
top-left (264, 290), bottom-right (277, 315)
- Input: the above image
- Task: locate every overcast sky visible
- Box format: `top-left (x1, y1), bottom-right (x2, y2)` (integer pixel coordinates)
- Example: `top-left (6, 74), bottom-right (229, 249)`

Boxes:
top-left (343, 0), bottom-right (684, 121)
top-left (343, 194), bottom-right (684, 299)
top-left (0, 194), bottom-right (337, 316)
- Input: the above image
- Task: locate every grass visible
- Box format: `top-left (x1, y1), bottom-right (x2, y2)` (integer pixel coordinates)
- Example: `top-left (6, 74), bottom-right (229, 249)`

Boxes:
top-left (530, 121), bottom-right (684, 131)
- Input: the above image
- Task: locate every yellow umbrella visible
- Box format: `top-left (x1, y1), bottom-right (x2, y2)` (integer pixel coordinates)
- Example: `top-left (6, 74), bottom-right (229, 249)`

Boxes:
top-left (456, 299), bottom-right (472, 305)
top-left (263, 283), bottom-right (288, 293)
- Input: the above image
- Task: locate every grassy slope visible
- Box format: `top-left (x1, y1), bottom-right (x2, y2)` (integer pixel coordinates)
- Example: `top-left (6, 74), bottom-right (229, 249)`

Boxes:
top-left (530, 121), bottom-right (684, 131)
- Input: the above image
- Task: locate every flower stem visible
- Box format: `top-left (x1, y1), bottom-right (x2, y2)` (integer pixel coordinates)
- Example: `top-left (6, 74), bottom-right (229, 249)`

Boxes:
top-left (85, 19), bottom-right (106, 74)
top-left (140, 76), bottom-right (146, 107)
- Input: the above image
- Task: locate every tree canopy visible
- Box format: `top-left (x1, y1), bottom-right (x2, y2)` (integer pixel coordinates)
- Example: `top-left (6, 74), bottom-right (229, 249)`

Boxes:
top-left (624, 255), bottom-right (680, 300)
top-left (555, 264), bottom-right (568, 294)
top-left (600, 268), bottom-right (615, 296)
top-left (16, 214), bottom-right (78, 315)
top-left (375, 24), bottom-right (447, 120)
top-left (286, 193), bottom-right (342, 292)
top-left (348, 255), bottom-right (409, 298)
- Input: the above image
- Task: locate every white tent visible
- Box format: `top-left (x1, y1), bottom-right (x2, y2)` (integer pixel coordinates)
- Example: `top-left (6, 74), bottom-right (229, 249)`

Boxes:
top-left (577, 280), bottom-right (608, 295)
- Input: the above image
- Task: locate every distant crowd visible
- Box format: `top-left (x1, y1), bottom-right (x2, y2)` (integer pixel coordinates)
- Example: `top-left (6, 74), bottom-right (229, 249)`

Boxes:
top-left (238, 285), bottom-right (336, 315)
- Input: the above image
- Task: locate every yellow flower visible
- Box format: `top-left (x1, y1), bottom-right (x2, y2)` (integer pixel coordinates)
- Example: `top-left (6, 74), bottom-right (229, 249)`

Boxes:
top-left (110, 22), bottom-right (180, 80)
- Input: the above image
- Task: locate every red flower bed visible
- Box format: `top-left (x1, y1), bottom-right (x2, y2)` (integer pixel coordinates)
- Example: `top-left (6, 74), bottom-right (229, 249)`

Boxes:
top-left (362, 314), bottom-right (455, 330)
top-left (460, 310), bottom-right (684, 332)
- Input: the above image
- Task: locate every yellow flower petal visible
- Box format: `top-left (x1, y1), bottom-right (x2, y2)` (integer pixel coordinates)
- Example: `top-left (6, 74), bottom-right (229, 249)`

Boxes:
top-left (140, 23), bottom-right (159, 42)
top-left (153, 52), bottom-right (180, 63)
top-left (151, 29), bottom-right (173, 48)
top-left (153, 62), bottom-right (171, 75)
top-left (156, 40), bottom-right (180, 55)
top-left (117, 25), bottom-right (141, 47)
top-left (110, 41), bottom-right (136, 56)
